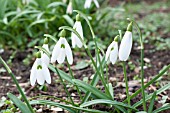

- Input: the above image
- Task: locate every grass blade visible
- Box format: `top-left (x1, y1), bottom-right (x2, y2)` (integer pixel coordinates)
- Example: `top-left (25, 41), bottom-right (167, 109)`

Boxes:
top-left (30, 100), bottom-right (108, 113)
top-left (7, 93), bottom-right (32, 113)
top-left (80, 99), bottom-right (137, 111)
top-left (0, 0), bottom-right (8, 19)
top-left (49, 64), bottom-right (73, 84)
top-left (124, 64), bottom-right (170, 102)
top-left (153, 104), bottom-right (170, 113)
top-left (73, 79), bottom-right (112, 100)
top-left (82, 57), bottom-right (106, 103)
top-left (148, 91), bottom-right (157, 113)
top-left (133, 82), bottom-right (170, 108)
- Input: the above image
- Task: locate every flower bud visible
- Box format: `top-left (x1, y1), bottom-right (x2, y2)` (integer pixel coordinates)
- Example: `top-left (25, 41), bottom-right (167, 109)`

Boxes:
top-left (36, 51), bottom-right (41, 58)
top-left (127, 22), bottom-right (133, 32)
top-left (114, 35), bottom-right (119, 42)
top-left (59, 29), bottom-right (66, 37)
top-left (44, 38), bottom-right (48, 44)
top-left (76, 14), bottom-right (81, 21)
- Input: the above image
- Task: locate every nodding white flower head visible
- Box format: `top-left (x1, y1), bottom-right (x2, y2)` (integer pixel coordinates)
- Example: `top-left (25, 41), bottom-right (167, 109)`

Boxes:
top-left (30, 52), bottom-right (51, 86)
top-left (119, 22), bottom-right (133, 61)
top-left (51, 30), bottom-right (73, 65)
top-left (84, 0), bottom-right (99, 9)
top-left (105, 36), bottom-right (119, 65)
top-left (66, 1), bottom-right (73, 14)
top-left (71, 14), bottom-right (84, 48)
top-left (41, 38), bottom-right (50, 66)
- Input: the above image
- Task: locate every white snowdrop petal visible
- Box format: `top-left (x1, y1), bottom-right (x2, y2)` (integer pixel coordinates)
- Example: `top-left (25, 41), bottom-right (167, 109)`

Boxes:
top-left (72, 22), bottom-right (83, 48)
top-left (119, 31), bottom-right (132, 61)
top-left (75, 36), bottom-right (83, 48)
top-left (37, 69), bottom-right (45, 85)
top-left (71, 32), bottom-right (76, 48)
top-left (42, 44), bottom-right (50, 65)
top-left (57, 48), bottom-right (65, 64)
top-left (42, 54), bottom-right (50, 66)
top-left (110, 43), bottom-right (118, 64)
top-left (105, 43), bottom-right (113, 61)
top-left (65, 39), bottom-right (73, 65)
top-left (51, 39), bottom-right (62, 63)
top-left (75, 22), bottom-right (83, 39)
top-left (84, 0), bottom-right (92, 8)
top-left (42, 44), bottom-right (50, 52)
top-left (105, 41), bottom-right (116, 61)
top-left (30, 60), bottom-right (37, 86)
top-left (42, 64), bottom-right (51, 84)
top-left (66, 2), bottom-right (72, 14)
top-left (93, 0), bottom-right (100, 8)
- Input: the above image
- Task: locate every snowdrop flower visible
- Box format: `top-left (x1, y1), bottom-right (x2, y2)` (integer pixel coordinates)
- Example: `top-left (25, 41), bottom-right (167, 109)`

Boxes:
top-left (84, 0), bottom-right (100, 9)
top-left (30, 52), bottom-right (51, 86)
top-left (105, 36), bottom-right (119, 64)
top-left (41, 38), bottom-right (50, 66)
top-left (119, 22), bottom-right (133, 61)
top-left (71, 14), bottom-right (84, 48)
top-left (66, 1), bottom-right (73, 14)
top-left (51, 30), bottom-right (73, 65)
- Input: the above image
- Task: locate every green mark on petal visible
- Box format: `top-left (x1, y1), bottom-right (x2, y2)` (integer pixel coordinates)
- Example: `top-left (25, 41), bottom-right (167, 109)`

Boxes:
top-left (37, 65), bottom-right (42, 70)
top-left (111, 47), bottom-right (114, 51)
top-left (61, 44), bottom-right (65, 48)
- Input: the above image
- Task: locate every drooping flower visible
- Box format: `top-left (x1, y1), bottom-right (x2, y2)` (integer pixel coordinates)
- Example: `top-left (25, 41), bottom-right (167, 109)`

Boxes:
top-left (84, 0), bottom-right (99, 9)
top-left (119, 22), bottom-right (133, 61)
top-left (71, 14), bottom-right (84, 48)
top-left (66, 1), bottom-right (73, 14)
top-left (51, 30), bottom-right (73, 65)
top-left (105, 36), bottom-right (119, 64)
top-left (30, 52), bottom-right (51, 86)
top-left (41, 38), bottom-right (50, 66)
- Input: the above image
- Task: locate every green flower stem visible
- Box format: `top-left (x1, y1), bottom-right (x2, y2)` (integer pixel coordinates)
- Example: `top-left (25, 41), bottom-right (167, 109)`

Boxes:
top-left (85, 47), bottom-right (112, 98)
top-left (54, 67), bottom-right (75, 106)
top-left (122, 62), bottom-right (130, 106)
top-left (66, 60), bottom-right (83, 100)
top-left (127, 18), bottom-right (146, 111)
top-left (77, 10), bottom-right (111, 97)
top-left (106, 64), bottom-right (109, 84)
top-left (0, 56), bottom-right (35, 113)
top-left (59, 26), bottom-right (112, 99)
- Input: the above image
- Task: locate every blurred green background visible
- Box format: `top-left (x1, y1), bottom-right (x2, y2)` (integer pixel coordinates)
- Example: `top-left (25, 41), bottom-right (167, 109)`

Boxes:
top-left (0, 0), bottom-right (170, 53)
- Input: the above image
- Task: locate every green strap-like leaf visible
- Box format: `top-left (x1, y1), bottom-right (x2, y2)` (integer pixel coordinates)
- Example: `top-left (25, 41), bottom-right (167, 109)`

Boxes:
top-left (7, 93), bottom-right (32, 113)
top-left (82, 57), bottom-right (105, 103)
top-left (49, 64), bottom-right (73, 84)
top-left (148, 91), bottom-right (157, 113)
top-left (30, 100), bottom-right (108, 113)
top-left (133, 82), bottom-right (170, 108)
top-left (63, 15), bottom-right (74, 26)
top-left (124, 64), bottom-right (170, 103)
top-left (0, 0), bottom-right (8, 19)
top-left (73, 79), bottom-right (112, 100)
top-left (47, 2), bottom-right (66, 8)
top-left (153, 104), bottom-right (170, 113)
top-left (80, 99), bottom-right (137, 111)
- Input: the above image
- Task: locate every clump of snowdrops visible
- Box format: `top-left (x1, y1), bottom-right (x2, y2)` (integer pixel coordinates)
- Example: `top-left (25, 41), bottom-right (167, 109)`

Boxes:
top-left (1, 3), bottom-right (170, 113)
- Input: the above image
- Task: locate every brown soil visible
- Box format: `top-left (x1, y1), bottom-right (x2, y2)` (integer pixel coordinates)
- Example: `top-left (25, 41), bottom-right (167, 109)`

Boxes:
top-left (1, 1), bottom-right (170, 113)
